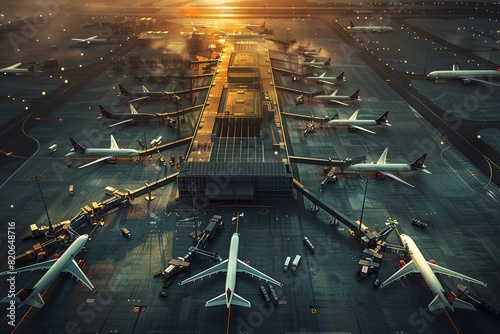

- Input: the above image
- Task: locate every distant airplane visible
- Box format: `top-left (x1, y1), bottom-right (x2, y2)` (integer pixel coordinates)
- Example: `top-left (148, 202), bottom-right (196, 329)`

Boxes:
top-left (179, 230), bottom-right (282, 308)
top-left (118, 84), bottom-right (180, 103)
top-left (328, 110), bottom-right (390, 134)
top-left (98, 104), bottom-right (157, 127)
top-left (307, 71), bottom-right (345, 85)
top-left (0, 234), bottom-right (94, 308)
top-left (299, 48), bottom-right (322, 56)
top-left (349, 147), bottom-right (430, 187)
top-left (301, 58), bottom-right (332, 69)
top-left (348, 20), bottom-right (393, 32)
top-left (71, 35), bottom-right (110, 44)
top-left (314, 89), bottom-right (360, 106)
top-left (382, 234), bottom-right (487, 311)
top-left (426, 63), bottom-right (500, 86)
top-left (1, 62), bottom-right (34, 75)
top-left (66, 135), bottom-right (140, 169)
top-left (240, 20), bottom-right (265, 28)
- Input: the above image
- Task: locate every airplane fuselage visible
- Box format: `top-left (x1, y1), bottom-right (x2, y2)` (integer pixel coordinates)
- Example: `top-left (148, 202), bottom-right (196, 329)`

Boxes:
top-left (350, 163), bottom-right (412, 173)
top-left (328, 119), bottom-right (378, 127)
top-left (104, 113), bottom-right (156, 120)
top-left (400, 234), bottom-right (452, 310)
top-left (225, 233), bottom-right (240, 308)
top-left (427, 69), bottom-right (500, 80)
top-left (349, 26), bottom-right (393, 32)
top-left (314, 95), bottom-right (356, 101)
top-left (83, 148), bottom-right (139, 157)
top-left (19, 235), bottom-right (88, 307)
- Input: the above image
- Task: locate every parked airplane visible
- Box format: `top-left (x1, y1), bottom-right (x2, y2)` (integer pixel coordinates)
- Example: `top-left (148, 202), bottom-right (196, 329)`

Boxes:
top-left (299, 48), bottom-right (322, 56)
top-left (348, 20), bottom-right (393, 32)
top-left (349, 147), bottom-right (430, 187)
top-left (328, 110), bottom-right (390, 134)
top-left (71, 35), bottom-right (110, 44)
top-left (98, 105), bottom-right (157, 127)
top-left (426, 63), bottom-right (500, 86)
top-left (179, 231), bottom-right (282, 308)
top-left (301, 58), bottom-right (332, 69)
top-left (0, 234), bottom-right (94, 308)
top-left (382, 234), bottom-right (487, 311)
top-left (240, 20), bottom-right (265, 28)
top-left (118, 84), bottom-right (180, 103)
top-left (66, 135), bottom-right (140, 168)
top-left (314, 89), bottom-right (360, 106)
top-left (1, 62), bottom-right (34, 75)
top-left (307, 71), bottom-right (345, 85)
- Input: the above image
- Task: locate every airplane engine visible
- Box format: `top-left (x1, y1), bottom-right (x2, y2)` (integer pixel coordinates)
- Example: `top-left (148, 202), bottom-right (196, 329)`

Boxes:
top-left (429, 259), bottom-right (436, 264)
top-left (108, 157), bottom-right (117, 164)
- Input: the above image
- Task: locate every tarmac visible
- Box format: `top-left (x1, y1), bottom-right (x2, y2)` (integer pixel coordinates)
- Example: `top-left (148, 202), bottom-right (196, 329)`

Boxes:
top-left (0, 2), bottom-right (499, 334)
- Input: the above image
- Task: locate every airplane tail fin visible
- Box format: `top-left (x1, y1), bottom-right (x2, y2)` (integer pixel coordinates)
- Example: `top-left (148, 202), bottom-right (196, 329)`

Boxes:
top-left (205, 293), bottom-right (227, 307)
top-left (317, 48), bottom-right (322, 54)
top-left (451, 297), bottom-right (477, 311)
top-left (5, 288), bottom-right (45, 308)
top-left (69, 138), bottom-right (86, 154)
top-left (118, 84), bottom-right (130, 95)
top-left (428, 295), bottom-right (449, 311)
top-left (350, 89), bottom-right (360, 100)
top-left (452, 63), bottom-right (459, 71)
top-left (410, 153), bottom-right (427, 170)
top-left (350, 20), bottom-right (355, 27)
top-left (262, 20), bottom-right (266, 28)
top-left (324, 58), bottom-right (331, 66)
top-left (376, 111), bottom-right (390, 124)
top-left (28, 63), bottom-right (34, 73)
top-left (99, 105), bottom-right (111, 118)
top-left (336, 71), bottom-right (345, 81)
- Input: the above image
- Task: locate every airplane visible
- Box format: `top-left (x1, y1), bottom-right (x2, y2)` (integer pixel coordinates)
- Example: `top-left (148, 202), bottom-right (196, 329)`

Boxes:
top-left (348, 20), bottom-right (393, 32)
top-left (301, 58), bottom-right (332, 69)
top-left (381, 234), bottom-right (487, 311)
top-left (349, 147), bottom-right (430, 187)
top-left (307, 71), bottom-right (345, 85)
top-left (1, 62), bottom-right (34, 75)
top-left (0, 234), bottom-right (94, 308)
top-left (240, 20), bottom-right (265, 29)
top-left (98, 104), bottom-right (157, 127)
top-left (118, 84), bottom-right (180, 103)
top-left (299, 48), bottom-right (322, 56)
top-left (426, 63), bottom-right (500, 86)
top-left (71, 35), bottom-right (110, 44)
top-left (65, 135), bottom-right (140, 169)
top-left (314, 89), bottom-right (360, 106)
top-left (179, 230), bottom-right (282, 308)
top-left (328, 110), bottom-right (390, 134)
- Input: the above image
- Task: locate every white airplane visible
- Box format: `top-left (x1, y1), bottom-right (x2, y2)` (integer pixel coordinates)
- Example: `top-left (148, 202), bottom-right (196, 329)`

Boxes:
top-left (301, 57), bottom-right (331, 69)
top-left (179, 232), bottom-right (282, 308)
top-left (71, 35), bottom-right (110, 44)
top-left (382, 234), bottom-right (487, 311)
top-left (328, 110), bottom-right (390, 134)
top-left (1, 62), bottom-right (34, 75)
top-left (314, 89), bottom-right (360, 106)
top-left (348, 20), bottom-right (393, 32)
top-left (426, 63), bottom-right (500, 86)
top-left (66, 135), bottom-right (140, 169)
top-left (307, 71), bottom-right (345, 85)
top-left (299, 48), bottom-right (322, 56)
top-left (349, 147), bottom-right (430, 187)
top-left (0, 234), bottom-right (94, 308)
top-left (118, 84), bottom-right (179, 103)
top-left (240, 20), bottom-right (265, 28)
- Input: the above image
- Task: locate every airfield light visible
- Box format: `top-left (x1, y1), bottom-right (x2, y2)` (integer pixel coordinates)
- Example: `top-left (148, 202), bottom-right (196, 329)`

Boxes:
top-left (25, 106), bottom-right (29, 110)
top-left (42, 92), bottom-right (46, 95)
top-left (61, 67), bottom-right (65, 71)
top-left (477, 134), bottom-right (481, 139)
top-left (81, 52), bottom-right (84, 56)
top-left (64, 80), bottom-right (68, 84)
top-left (10, 205), bottom-right (14, 208)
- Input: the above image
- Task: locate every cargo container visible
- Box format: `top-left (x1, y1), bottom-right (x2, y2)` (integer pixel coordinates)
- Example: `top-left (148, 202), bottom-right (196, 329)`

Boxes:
top-left (48, 144), bottom-right (58, 154)
top-left (291, 255), bottom-right (301, 272)
top-left (121, 227), bottom-right (131, 239)
top-left (283, 256), bottom-right (291, 271)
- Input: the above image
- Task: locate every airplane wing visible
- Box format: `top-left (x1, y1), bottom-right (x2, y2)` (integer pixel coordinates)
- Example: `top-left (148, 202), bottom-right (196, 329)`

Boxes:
top-left (178, 259), bottom-right (228, 286)
top-left (381, 260), bottom-right (419, 287)
top-left (468, 78), bottom-right (500, 87)
top-left (328, 99), bottom-right (349, 107)
top-left (376, 147), bottom-right (389, 164)
top-left (72, 36), bottom-right (97, 42)
top-left (107, 119), bottom-right (133, 128)
top-left (2, 63), bottom-right (22, 70)
top-left (351, 125), bottom-right (376, 134)
top-left (78, 156), bottom-right (114, 169)
top-left (110, 135), bottom-right (119, 149)
top-left (380, 172), bottom-right (415, 188)
top-left (428, 262), bottom-right (487, 287)
top-left (128, 96), bottom-right (150, 103)
top-left (129, 104), bottom-right (139, 114)
top-left (61, 259), bottom-right (95, 291)
top-left (0, 259), bottom-right (58, 275)
top-left (142, 86), bottom-right (149, 93)
top-left (318, 80), bottom-right (337, 85)
top-left (236, 259), bottom-right (283, 287)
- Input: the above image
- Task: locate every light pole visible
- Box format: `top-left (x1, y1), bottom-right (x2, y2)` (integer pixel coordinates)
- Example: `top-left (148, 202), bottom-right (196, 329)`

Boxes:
top-left (31, 175), bottom-right (55, 236)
